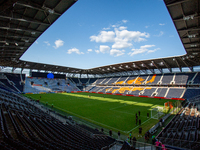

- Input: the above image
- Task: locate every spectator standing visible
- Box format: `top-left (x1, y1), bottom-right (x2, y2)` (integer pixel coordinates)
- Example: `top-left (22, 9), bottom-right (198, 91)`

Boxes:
top-left (152, 135), bottom-right (156, 145)
top-left (129, 132), bottom-right (132, 143)
top-left (138, 127), bottom-right (142, 137)
top-left (139, 119), bottom-right (141, 126)
top-left (162, 144), bottom-right (167, 150)
top-left (132, 137), bottom-right (137, 149)
top-left (159, 118), bottom-right (163, 127)
top-left (118, 131), bottom-right (120, 140)
top-left (109, 130), bottom-right (112, 137)
top-left (138, 111), bottom-right (140, 116)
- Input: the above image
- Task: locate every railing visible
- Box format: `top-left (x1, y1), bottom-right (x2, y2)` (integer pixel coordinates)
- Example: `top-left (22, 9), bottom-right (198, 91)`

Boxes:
top-left (157, 137), bottom-right (200, 150)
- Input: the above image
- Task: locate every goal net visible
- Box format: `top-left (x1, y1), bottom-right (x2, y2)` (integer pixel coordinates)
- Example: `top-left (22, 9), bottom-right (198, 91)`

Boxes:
top-left (151, 107), bottom-right (164, 119)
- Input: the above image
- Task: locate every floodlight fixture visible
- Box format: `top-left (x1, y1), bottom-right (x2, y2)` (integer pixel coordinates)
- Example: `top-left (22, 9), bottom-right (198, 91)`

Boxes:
top-left (183, 14), bottom-right (195, 20)
top-left (159, 62), bottom-right (164, 66)
top-left (48, 9), bottom-right (54, 14)
top-left (191, 44), bottom-right (197, 47)
top-left (188, 34), bottom-right (197, 38)
top-left (150, 63), bottom-right (154, 66)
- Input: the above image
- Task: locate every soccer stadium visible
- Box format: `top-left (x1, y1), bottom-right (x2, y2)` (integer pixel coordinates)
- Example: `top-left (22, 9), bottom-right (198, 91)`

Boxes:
top-left (0, 0), bottom-right (200, 149)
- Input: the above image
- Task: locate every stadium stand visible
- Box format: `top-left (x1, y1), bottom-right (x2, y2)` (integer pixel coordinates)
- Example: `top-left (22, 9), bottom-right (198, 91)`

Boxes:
top-left (174, 73), bottom-right (195, 85)
top-left (115, 76), bottom-right (129, 85)
top-left (0, 73), bottom-right (24, 93)
top-left (125, 76), bottom-right (138, 85)
top-left (4, 73), bottom-right (25, 92)
top-left (193, 72), bottom-right (200, 84)
top-left (0, 87), bottom-right (116, 150)
top-left (141, 87), bottom-right (157, 96)
top-left (183, 88), bottom-right (200, 99)
top-left (129, 87), bottom-right (144, 95)
top-left (107, 77), bottom-right (120, 85)
top-left (116, 87), bottom-right (133, 94)
top-left (156, 88), bottom-right (168, 97)
top-left (146, 74), bottom-right (162, 85)
top-left (157, 101), bottom-right (200, 149)
top-left (94, 78), bottom-right (106, 85)
top-left (161, 74), bottom-right (174, 85)
top-left (134, 75), bottom-right (149, 85)
top-left (166, 88), bottom-right (185, 98)
top-left (24, 77), bottom-right (77, 93)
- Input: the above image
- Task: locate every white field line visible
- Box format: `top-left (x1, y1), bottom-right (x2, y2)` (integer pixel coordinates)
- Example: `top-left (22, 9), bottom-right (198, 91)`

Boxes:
top-left (109, 105), bottom-right (127, 110)
top-left (126, 112), bottom-right (160, 133)
top-left (54, 106), bottom-right (127, 133)
top-left (126, 117), bottom-right (152, 133)
top-left (112, 110), bottom-right (134, 115)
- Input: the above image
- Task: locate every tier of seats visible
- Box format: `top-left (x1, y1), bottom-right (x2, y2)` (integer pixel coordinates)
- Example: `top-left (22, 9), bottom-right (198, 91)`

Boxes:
top-left (0, 73), bottom-right (24, 93)
top-left (24, 77), bottom-right (77, 93)
top-left (77, 73), bottom-right (198, 86)
top-left (0, 88), bottom-right (116, 150)
top-left (157, 102), bottom-right (200, 149)
top-left (88, 86), bottom-right (188, 98)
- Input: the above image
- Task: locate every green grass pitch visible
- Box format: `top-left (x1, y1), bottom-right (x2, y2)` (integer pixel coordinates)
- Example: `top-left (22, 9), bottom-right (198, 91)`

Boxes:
top-left (27, 92), bottom-right (177, 136)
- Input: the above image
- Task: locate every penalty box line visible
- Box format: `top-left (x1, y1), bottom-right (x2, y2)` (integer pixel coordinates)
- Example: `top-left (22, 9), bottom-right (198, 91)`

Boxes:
top-left (54, 106), bottom-right (127, 133)
top-left (126, 112), bottom-right (162, 133)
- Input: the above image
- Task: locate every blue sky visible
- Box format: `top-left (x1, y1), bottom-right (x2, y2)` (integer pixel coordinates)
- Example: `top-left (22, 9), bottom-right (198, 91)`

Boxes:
top-left (20, 0), bottom-right (186, 69)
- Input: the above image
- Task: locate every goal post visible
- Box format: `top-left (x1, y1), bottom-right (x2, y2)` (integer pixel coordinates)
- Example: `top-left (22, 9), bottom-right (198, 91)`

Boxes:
top-left (151, 107), bottom-right (164, 120)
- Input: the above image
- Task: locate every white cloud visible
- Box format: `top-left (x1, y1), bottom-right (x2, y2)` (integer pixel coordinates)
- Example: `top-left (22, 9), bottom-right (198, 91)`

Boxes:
top-left (147, 48), bottom-right (160, 53)
top-left (145, 26), bottom-right (149, 28)
top-left (122, 20), bottom-right (128, 23)
top-left (87, 49), bottom-right (92, 52)
top-left (119, 26), bottom-right (127, 30)
top-left (154, 31), bottom-right (164, 37)
top-left (67, 48), bottom-right (84, 55)
top-left (159, 23), bottom-right (165, 26)
top-left (44, 41), bottom-right (50, 46)
top-left (110, 49), bottom-right (125, 57)
top-left (112, 25), bottom-right (117, 28)
top-left (99, 45), bottom-right (110, 53)
top-left (53, 39), bottom-right (64, 49)
top-left (112, 28), bottom-right (150, 49)
top-left (128, 45), bottom-right (159, 56)
top-left (103, 27), bottom-right (110, 30)
top-left (95, 50), bottom-right (100, 54)
top-left (90, 31), bottom-right (115, 43)
top-left (35, 41), bottom-right (38, 44)
top-left (90, 27), bottom-right (150, 50)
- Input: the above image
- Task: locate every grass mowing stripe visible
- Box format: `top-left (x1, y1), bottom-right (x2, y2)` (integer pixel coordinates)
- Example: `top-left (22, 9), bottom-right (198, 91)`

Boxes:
top-left (27, 92), bottom-right (177, 136)
top-left (54, 105), bottom-right (126, 132)
top-left (109, 104), bottom-right (127, 110)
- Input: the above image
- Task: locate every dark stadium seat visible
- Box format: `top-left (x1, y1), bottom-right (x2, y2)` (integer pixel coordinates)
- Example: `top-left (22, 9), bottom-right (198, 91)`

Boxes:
top-left (0, 87), bottom-right (116, 150)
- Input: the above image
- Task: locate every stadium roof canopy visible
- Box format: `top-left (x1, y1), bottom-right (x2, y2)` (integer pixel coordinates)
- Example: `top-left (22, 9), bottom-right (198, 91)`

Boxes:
top-left (0, 0), bottom-right (200, 77)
